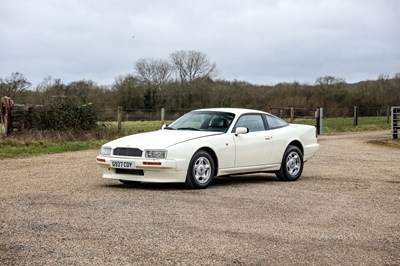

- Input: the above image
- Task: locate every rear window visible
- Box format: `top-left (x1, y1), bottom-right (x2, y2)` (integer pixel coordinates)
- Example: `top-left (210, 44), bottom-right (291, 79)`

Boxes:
top-left (265, 115), bottom-right (288, 129)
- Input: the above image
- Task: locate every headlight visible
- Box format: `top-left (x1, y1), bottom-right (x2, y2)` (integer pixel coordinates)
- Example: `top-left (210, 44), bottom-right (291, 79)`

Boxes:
top-left (100, 146), bottom-right (112, 156)
top-left (145, 150), bottom-right (167, 159)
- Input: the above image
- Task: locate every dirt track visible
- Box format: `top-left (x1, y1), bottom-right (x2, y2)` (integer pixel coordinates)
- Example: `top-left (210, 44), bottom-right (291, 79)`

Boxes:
top-left (1, 131), bottom-right (399, 265)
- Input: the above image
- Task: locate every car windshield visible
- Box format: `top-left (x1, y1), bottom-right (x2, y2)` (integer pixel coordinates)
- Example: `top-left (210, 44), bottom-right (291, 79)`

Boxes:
top-left (168, 111), bottom-right (235, 132)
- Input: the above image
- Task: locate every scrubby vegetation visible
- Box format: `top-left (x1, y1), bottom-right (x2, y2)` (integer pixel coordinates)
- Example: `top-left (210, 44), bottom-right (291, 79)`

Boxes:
top-left (30, 99), bottom-right (97, 131)
top-left (1, 50), bottom-right (399, 159)
top-left (1, 50), bottom-right (399, 120)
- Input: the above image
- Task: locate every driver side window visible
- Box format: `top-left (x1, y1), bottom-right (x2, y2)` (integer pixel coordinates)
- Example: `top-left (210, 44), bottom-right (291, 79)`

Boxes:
top-left (236, 114), bottom-right (265, 132)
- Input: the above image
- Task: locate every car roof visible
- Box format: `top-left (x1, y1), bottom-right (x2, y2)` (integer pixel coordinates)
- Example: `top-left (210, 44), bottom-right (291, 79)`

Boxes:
top-left (192, 108), bottom-right (268, 116)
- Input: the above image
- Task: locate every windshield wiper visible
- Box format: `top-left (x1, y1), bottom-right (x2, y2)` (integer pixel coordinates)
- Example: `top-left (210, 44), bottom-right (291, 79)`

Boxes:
top-left (177, 127), bottom-right (200, 131)
top-left (163, 126), bottom-right (175, 130)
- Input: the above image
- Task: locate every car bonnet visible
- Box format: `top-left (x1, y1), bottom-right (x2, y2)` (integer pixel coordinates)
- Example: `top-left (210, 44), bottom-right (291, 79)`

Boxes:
top-left (104, 130), bottom-right (222, 150)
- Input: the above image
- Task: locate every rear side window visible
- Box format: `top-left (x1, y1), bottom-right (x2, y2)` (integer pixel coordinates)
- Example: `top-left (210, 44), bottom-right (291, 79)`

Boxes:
top-left (265, 115), bottom-right (288, 129)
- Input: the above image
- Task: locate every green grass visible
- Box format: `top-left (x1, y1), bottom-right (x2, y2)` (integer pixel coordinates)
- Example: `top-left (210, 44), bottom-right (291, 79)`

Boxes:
top-left (99, 120), bottom-right (172, 134)
top-left (293, 116), bottom-right (390, 133)
top-left (0, 116), bottom-right (395, 159)
top-left (0, 122), bottom-right (168, 160)
top-left (113, 117), bottom-right (390, 134)
top-left (0, 138), bottom-right (105, 160)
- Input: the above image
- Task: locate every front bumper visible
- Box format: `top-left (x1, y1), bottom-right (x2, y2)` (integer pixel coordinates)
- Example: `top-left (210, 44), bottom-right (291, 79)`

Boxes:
top-left (96, 156), bottom-right (187, 183)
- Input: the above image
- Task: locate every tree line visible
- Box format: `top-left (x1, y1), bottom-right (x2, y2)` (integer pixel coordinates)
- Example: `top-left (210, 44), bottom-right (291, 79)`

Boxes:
top-left (1, 50), bottom-right (399, 118)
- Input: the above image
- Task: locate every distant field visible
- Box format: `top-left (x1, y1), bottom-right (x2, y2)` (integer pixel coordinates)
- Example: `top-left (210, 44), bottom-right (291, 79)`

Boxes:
top-left (0, 139), bottom-right (103, 160)
top-left (0, 116), bottom-right (395, 160)
top-left (107, 116), bottom-right (391, 134)
top-left (292, 116), bottom-right (390, 133)
top-left (100, 120), bottom-right (173, 134)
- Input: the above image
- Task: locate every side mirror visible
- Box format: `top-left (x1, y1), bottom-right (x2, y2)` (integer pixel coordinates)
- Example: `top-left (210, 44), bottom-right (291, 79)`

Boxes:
top-left (161, 124), bottom-right (168, 130)
top-left (235, 127), bottom-right (249, 136)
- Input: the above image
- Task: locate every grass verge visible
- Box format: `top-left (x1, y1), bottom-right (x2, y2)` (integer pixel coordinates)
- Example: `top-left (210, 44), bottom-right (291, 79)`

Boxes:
top-left (367, 139), bottom-right (400, 149)
top-left (0, 139), bottom-right (104, 159)
top-left (293, 116), bottom-right (390, 133)
top-left (0, 117), bottom-right (396, 160)
top-left (0, 122), bottom-right (169, 160)
top-left (0, 127), bottom-right (120, 160)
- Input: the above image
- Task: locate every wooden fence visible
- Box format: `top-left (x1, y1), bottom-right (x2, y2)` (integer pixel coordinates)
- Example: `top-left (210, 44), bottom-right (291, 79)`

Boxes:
top-left (1, 98), bottom-right (394, 137)
top-left (268, 107), bottom-right (322, 134)
top-left (1, 96), bottom-right (33, 136)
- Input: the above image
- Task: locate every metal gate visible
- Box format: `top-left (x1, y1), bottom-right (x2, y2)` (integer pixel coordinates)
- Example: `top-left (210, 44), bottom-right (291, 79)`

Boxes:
top-left (391, 107), bottom-right (400, 139)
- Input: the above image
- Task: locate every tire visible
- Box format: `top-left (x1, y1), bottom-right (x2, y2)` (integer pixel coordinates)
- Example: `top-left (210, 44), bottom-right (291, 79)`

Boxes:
top-left (276, 145), bottom-right (303, 181)
top-left (185, 150), bottom-right (215, 189)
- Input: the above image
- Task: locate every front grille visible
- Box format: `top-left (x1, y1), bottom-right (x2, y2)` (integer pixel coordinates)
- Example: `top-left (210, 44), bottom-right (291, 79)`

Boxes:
top-left (116, 169), bottom-right (144, 176)
top-left (113, 148), bottom-right (143, 157)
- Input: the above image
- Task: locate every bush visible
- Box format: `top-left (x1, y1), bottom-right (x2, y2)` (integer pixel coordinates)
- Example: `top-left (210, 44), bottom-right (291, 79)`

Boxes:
top-left (31, 100), bottom-right (97, 131)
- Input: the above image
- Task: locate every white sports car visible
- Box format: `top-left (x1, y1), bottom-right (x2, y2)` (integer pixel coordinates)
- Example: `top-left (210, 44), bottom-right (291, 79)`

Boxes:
top-left (97, 108), bottom-right (319, 189)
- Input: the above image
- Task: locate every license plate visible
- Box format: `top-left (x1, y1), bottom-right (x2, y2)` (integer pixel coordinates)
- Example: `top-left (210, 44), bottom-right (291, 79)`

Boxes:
top-left (110, 160), bottom-right (135, 169)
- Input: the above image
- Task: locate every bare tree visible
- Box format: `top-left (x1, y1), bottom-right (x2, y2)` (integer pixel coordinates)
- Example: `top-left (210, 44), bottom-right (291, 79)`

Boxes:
top-left (170, 50), bottom-right (217, 107)
top-left (135, 58), bottom-right (173, 109)
top-left (113, 75), bottom-right (144, 110)
top-left (0, 72), bottom-right (31, 100)
top-left (315, 76), bottom-right (347, 112)
top-left (135, 58), bottom-right (173, 90)
top-left (170, 50), bottom-right (217, 83)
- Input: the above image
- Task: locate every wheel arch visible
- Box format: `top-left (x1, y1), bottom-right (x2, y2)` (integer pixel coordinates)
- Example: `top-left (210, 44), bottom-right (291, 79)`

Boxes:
top-left (194, 147), bottom-right (219, 175)
top-left (287, 140), bottom-right (304, 156)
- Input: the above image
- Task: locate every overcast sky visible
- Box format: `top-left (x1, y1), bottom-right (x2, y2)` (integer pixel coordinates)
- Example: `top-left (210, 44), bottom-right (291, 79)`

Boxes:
top-left (1, 0), bottom-right (399, 87)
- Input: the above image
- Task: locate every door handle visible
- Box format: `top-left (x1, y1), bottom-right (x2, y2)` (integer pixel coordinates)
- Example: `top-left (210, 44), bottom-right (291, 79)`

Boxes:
top-left (265, 136), bottom-right (272, 140)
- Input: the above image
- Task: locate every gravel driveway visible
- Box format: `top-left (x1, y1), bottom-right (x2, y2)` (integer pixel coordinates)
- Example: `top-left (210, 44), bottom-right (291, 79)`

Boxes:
top-left (1, 131), bottom-right (399, 265)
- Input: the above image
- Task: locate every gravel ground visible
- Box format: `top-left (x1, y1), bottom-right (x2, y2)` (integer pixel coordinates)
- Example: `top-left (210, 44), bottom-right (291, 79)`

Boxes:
top-left (1, 131), bottom-right (399, 265)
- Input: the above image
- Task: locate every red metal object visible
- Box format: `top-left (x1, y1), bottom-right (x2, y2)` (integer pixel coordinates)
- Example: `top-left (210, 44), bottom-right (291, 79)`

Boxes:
top-left (1, 97), bottom-right (12, 136)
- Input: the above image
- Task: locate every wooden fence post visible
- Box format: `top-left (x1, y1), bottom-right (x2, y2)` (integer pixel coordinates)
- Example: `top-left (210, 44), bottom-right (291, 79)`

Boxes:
top-left (1, 97), bottom-right (12, 136)
top-left (290, 107), bottom-right (295, 123)
top-left (387, 105), bottom-right (390, 125)
top-left (161, 108), bottom-right (165, 125)
top-left (354, 106), bottom-right (358, 127)
top-left (117, 106), bottom-right (122, 130)
top-left (315, 107), bottom-right (323, 135)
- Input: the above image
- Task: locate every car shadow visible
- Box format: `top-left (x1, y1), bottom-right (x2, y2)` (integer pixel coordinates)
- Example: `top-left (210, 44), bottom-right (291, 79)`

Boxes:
top-left (105, 182), bottom-right (186, 191)
top-left (213, 173), bottom-right (278, 187)
top-left (102, 173), bottom-right (278, 191)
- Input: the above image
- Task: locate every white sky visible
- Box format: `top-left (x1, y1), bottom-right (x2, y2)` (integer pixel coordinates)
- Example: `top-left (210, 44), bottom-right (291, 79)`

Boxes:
top-left (0, 0), bottom-right (399, 87)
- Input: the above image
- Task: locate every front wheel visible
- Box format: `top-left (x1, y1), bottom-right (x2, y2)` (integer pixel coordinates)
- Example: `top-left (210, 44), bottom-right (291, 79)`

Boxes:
top-left (276, 145), bottom-right (303, 181)
top-left (185, 150), bottom-right (215, 189)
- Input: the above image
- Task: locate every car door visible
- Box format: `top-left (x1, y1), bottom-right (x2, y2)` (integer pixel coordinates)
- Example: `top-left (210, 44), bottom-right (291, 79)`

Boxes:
top-left (233, 114), bottom-right (272, 167)
top-left (263, 114), bottom-right (292, 164)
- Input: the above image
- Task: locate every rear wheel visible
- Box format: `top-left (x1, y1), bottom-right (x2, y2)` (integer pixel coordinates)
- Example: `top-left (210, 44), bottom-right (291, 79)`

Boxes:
top-left (185, 150), bottom-right (215, 189)
top-left (276, 145), bottom-right (303, 181)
